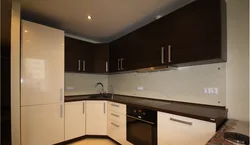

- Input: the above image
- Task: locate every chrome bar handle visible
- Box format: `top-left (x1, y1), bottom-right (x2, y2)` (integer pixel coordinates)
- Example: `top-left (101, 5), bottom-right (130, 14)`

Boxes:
top-left (111, 104), bottom-right (119, 107)
top-left (83, 102), bottom-right (85, 114)
top-left (83, 60), bottom-right (85, 71)
top-left (60, 88), bottom-right (63, 102)
top-left (121, 58), bottom-right (124, 70)
top-left (60, 104), bottom-right (63, 118)
top-left (170, 117), bottom-right (192, 126)
top-left (168, 45), bottom-right (172, 63)
top-left (78, 60), bottom-right (81, 71)
top-left (118, 59), bottom-right (120, 70)
top-left (161, 47), bottom-right (165, 64)
top-left (106, 61), bottom-right (108, 72)
top-left (111, 113), bottom-right (119, 118)
top-left (111, 122), bottom-right (119, 127)
top-left (104, 102), bottom-right (106, 114)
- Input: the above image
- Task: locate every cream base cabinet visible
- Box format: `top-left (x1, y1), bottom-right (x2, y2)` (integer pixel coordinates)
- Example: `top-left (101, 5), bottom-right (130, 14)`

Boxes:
top-left (86, 101), bottom-right (107, 135)
top-left (65, 101), bottom-right (86, 140)
top-left (21, 104), bottom-right (64, 145)
top-left (158, 111), bottom-right (216, 145)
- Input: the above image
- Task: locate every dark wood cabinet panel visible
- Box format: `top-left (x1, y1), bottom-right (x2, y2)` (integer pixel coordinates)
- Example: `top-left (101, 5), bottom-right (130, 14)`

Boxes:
top-left (163, 0), bottom-right (226, 66)
top-left (93, 43), bottom-right (109, 73)
top-left (65, 37), bottom-right (94, 73)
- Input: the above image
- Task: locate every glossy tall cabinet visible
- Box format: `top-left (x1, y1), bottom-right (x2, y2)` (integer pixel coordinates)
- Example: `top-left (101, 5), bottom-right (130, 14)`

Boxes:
top-left (20, 20), bottom-right (65, 145)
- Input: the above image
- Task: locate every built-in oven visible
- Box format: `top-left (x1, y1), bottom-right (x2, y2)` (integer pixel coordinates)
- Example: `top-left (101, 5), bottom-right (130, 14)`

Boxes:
top-left (127, 105), bottom-right (157, 145)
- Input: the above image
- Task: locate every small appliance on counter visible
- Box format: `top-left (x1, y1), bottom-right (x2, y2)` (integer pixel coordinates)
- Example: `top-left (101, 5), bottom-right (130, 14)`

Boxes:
top-left (224, 132), bottom-right (249, 145)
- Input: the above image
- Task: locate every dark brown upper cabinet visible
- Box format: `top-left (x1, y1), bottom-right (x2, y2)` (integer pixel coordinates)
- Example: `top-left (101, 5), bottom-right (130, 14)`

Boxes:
top-left (65, 37), bottom-right (94, 73)
top-left (161, 0), bottom-right (227, 66)
top-left (92, 43), bottom-right (109, 74)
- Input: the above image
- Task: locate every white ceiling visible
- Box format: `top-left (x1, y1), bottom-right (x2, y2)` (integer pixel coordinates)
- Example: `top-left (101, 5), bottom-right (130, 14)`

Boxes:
top-left (19, 0), bottom-right (194, 42)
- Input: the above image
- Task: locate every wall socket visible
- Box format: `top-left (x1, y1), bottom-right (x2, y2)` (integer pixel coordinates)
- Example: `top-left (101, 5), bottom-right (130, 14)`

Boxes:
top-left (66, 86), bottom-right (74, 91)
top-left (204, 88), bottom-right (218, 94)
top-left (137, 86), bottom-right (144, 91)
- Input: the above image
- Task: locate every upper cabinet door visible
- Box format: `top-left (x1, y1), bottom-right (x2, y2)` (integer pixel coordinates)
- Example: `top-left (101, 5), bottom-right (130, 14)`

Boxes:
top-left (165, 0), bottom-right (226, 65)
top-left (93, 43), bottom-right (109, 73)
top-left (21, 20), bottom-right (64, 106)
top-left (65, 37), bottom-right (95, 73)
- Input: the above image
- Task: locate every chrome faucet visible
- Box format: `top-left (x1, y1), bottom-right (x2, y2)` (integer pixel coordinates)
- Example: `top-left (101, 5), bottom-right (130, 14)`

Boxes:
top-left (109, 85), bottom-right (114, 99)
top-left (96, 82), bottom-right (104, 95)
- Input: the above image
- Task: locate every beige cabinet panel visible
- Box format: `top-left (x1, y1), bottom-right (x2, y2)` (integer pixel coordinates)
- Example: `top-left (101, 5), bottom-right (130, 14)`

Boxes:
top-left (21, 104), bottom-right (64, 145)
top-left (21, 20), bottom-right (64, 106)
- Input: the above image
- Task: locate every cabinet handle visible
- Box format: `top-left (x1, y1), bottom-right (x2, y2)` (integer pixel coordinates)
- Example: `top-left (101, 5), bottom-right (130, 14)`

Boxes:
top-left (83, 102), bottom-right (85, 114)
top-left (60, 104), bottom-right (63, 118)
top-left (161, 47), bottom-right (165, 64)
top-left (117, 59), bottom-right (120, 70)
top-left (83, 60), bottom-right (85, 71)
top-left (111, 122), bottom-right (119, 127)
top-left (78, 60), bottom-right (81, 71)
top-left (168, 45), bottom-right (172, 63)
top-left (106, 61), bottom-right (108, 72)
top-left (111, 113), bottom-right (119, 118)
top-left (104, 102), bottom-right (106, 114)
top-left (60, 88), bottom-right (63, 102)
top-left (111, 104), bottom-right (119, 107)
top-left (170, 117), bottom-right (192, 126)
top-left (121, 58), bottom-right (124, 70)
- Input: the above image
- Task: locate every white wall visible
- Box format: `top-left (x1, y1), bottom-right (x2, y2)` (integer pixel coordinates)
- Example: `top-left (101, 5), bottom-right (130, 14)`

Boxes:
top-left (11, 2), bottom-right (21, 145)
top-left (64, 73), bottom-right (108, 96)
top-left (109, 63), bottom-right (226, 106)
top-left (226, 0), bottom-right (249, 122)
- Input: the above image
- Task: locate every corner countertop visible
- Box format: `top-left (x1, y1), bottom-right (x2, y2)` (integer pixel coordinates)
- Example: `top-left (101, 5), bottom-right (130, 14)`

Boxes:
top-left (206, 119), bottom-right (249, 145)
top-left (65, 94), bottom-right (227, 129)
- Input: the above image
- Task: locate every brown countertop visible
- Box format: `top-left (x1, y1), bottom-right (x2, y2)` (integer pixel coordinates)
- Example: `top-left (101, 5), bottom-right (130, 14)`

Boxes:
top-left (65, 94), bottom-right (227, 130)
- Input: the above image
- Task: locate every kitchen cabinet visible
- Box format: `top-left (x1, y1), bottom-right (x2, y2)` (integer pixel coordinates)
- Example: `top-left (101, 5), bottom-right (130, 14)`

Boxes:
top-left (161, 0), bottom-right (226, 66)
top-left (107, 102), bottom-right (127, 145)
top-left (65, 37), bottom-right (94, 73)
top-left (85, 101), bottom-right (107, 135)
top-left (93, 43), bottom-right (109, 73)
top-left (21, 104), bottom-right (64, 145)
top-left (158, 140), bottom-right (170, 145)
top-left (21, 20), bottom-right (65, 145)
top-left (65, 101), bottom-right (86, 140)
top-left (21, 20), bottom-right (64, 106)
top-left (158, 111), bottom-right (216, 145)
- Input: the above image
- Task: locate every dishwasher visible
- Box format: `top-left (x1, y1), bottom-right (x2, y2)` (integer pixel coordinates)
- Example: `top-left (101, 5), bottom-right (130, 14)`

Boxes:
top-left (127, 105), bottom-right (157, 145)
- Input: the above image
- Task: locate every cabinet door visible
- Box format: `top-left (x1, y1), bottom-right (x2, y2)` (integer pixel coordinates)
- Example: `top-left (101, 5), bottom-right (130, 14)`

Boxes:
top-left (158, 112), bottom-right (215, 145)
top-left (78, 40), bottom-right (95, 73)
top-left (65, 101), bottom-right (86, 140)
top-left (21, 20), bottom-right (64, 106)
top-left (86, 101), bottom-right (107, 135)
top-left (65, 37), bottom-right (83, 72)
top-left (21, 103), bottom-right (64, 145)
top-left (107, 119), bottom-right (126, 144)
top-left (167, 0), bottom-right (223, 65)
top-left (93, 44), bottom-right (109, 73)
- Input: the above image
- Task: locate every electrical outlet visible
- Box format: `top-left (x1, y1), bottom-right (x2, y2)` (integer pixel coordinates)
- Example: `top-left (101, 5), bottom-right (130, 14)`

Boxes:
top-left (137, 86), bottom-right (144, 91)
top-left (66, 86), bottom-right (74, 91)
top-left (204, 88), bottom-right (218, 94)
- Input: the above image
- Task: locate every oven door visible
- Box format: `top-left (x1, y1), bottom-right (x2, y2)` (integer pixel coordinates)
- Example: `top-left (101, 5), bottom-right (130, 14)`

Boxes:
top-left (126, 115), bottom-right (157, 145)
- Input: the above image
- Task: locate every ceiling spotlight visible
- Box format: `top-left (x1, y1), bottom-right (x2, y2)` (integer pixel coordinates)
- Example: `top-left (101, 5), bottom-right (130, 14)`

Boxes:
top-left (87, 15), bottom-right (92, 20)
top-left (24, 30), bottom-right (28, 33)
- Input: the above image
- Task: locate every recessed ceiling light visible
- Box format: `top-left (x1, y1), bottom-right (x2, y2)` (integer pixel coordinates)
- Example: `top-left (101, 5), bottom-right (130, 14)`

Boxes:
top-left (24, 30), bottom-right (28, 33)
top-left (87, 15), bottom-right (92, 20)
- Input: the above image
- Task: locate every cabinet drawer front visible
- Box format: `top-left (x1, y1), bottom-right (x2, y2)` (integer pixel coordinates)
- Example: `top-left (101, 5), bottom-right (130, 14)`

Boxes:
top-left (108, 101), bottom-right (126, 114)
top-left (107, 119), bottom-right (126, 144)
top-left (108, 110), bottom-right (126, 123)
top-left (158, 111), bottom-right (216, 145)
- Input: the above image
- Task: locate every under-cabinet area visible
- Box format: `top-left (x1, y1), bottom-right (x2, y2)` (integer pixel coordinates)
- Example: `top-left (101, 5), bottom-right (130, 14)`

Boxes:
top-left (6, 0), bottom-right (250, 145)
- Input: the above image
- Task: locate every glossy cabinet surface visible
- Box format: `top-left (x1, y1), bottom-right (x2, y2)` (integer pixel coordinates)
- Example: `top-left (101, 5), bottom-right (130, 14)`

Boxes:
top-left (21, 20), bottom-right (64, 106)
top-left (92, 43), bottom-right (109, 73)
top-left (85, 101), bottom-right (107, 135)
top-left (65, 101), bottom-right (86, 140)
top-left (158, 111), bottom-right (216, 145)
top-left (21, 104), bottom-right (64, 145)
